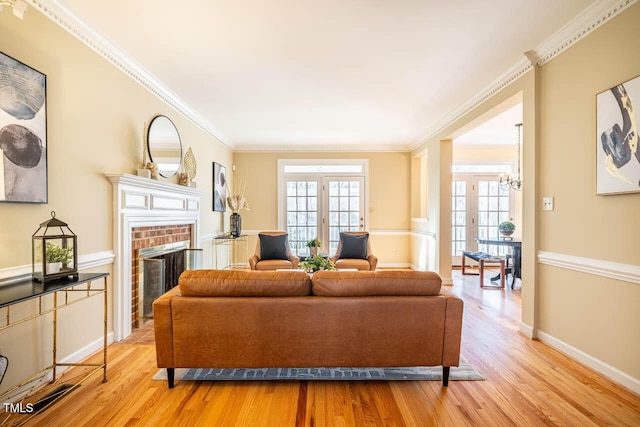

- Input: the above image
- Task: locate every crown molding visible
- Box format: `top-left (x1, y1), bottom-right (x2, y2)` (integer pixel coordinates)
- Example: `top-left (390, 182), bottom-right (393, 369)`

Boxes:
top-left (410, 0), bottom-right (637, 152)
top-left (410, 56), bottom-right (533, 152)
top-left (535, 0), bottom-right (638, 66)
top-left (233, 143), bottom-right (411, 153)
top-left (28, 0), bottom-right (234, 150)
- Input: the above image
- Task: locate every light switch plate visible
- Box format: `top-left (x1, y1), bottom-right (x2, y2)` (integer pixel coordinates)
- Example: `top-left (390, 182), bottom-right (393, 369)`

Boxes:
top-left (542, 197), bottom-right (554, 211)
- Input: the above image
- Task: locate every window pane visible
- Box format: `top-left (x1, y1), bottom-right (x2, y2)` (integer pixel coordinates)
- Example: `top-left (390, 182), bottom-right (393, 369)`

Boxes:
top-left (488, 197), bottom-right (498, 211)
top-left (329, 182), bottom-right (339, 196)
top-left (297, 197), bottom-right (306, 210)
top-left (287, 182), bottom-right (297, 195)
top-left (350, 197), bottom-right (359, 210)
top-left (308, 182), bottom-right (317, 196)
top-left (329, 197), bottom-right (339, 210)
top-left (287, 197), bottom-right (296, 210)
top-left (350, 212), bottom-right (359, 226)
top-left (297, 182), bottom-right (307, 196)
top-left (339, 197), bottom-right (348, 210)
top-left (339, 181), bottom-right (349, 196)
top-left (350, 181), bottom-right (360, 195)
top-left (489, 181), bottom-right (499, 196)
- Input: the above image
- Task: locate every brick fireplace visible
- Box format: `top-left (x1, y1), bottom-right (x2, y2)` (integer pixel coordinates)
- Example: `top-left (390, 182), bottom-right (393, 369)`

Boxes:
top-left (106, 173), bottom-right (205, 341)
top-left (131, 224), bottom-right (192, 328)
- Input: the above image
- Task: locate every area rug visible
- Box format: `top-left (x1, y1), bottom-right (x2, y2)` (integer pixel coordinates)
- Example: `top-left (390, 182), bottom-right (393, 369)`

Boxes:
top-left (152, 359), bottom-right (484, 382)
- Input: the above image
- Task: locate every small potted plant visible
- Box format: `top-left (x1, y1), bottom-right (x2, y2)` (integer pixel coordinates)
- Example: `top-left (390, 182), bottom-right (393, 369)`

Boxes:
top-left (305, 238), bottom-right (321, 257)
top-left (45, 242), bottom-right (73, 274)
top-left (498, 221), bottom-right (515, 239)
top-left (300, 255), bottom-right (335, 273)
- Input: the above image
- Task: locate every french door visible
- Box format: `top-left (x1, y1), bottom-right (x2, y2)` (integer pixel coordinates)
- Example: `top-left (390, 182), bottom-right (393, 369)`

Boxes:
top-left (452, 174), bottom-right (512, 265)
top-left (283, 176), bottom-right (365, 257)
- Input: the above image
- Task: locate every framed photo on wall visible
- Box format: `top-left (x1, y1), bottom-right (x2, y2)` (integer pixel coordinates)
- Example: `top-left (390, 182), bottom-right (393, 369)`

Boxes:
top-left (0, 51), bottom-right (48, 203)
top-left (596, 74), bottom-right (640, 195)
top-left (213, 162), bottom-right (227, 211)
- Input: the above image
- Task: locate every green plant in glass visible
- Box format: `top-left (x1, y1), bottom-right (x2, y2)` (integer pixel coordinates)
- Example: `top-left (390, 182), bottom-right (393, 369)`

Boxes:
top-left (300, 255), bottom-right (335, 273)
top-left (45, 242), bottom-right (73, 264)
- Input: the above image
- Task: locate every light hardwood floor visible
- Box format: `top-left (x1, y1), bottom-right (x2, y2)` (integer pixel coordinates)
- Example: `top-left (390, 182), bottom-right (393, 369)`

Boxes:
top-left (6, 270), bottom-right (640, 426)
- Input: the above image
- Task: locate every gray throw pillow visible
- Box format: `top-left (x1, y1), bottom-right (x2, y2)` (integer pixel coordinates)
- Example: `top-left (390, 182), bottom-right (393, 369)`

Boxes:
top-left (338, 233), bottom-right (368, 259)
top-left (259, 234), bottom-right (289, 260)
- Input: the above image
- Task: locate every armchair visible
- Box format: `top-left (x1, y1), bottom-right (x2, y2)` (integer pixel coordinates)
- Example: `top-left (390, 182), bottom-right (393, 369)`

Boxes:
top-left (330, 231), bottom-right (377, 271)
top-left (249, 231), bottom-right (300, 270)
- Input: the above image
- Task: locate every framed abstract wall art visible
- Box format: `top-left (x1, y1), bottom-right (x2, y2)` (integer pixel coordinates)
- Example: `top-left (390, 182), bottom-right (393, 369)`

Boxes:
top-left (213, 162), bottom-right (227, 211)
top-left (0, 51), bottom-right (48, 203)
top-left (596, 74), bottom-right (640, 195)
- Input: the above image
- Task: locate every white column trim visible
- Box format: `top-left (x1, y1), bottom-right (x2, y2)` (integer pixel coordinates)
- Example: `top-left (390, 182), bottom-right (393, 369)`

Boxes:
top-left (538, 251), bottom-right (640, 285)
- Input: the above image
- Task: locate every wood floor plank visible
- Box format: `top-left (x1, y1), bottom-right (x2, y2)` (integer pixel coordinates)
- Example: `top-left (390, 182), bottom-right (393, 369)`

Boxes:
top-left (5, 269), bottom-right (639, 426)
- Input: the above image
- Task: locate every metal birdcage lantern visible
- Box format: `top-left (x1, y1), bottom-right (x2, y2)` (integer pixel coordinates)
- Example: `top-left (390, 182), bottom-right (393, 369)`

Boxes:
top-left (32, 211), bottom-right (78, 282)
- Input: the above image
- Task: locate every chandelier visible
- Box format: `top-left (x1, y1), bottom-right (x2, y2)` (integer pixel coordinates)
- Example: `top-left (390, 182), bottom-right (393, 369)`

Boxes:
top-left (499, 123), bottom-right (523, 191)
top-left (0, 0), bottom-right (27, 19)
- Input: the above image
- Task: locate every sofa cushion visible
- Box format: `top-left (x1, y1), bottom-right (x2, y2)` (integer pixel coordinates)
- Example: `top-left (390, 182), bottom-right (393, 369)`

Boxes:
top-left (338, 232), bottom-right (368, 259)
top-left (259, 233), bottom-right (289, 260)
top-left (255, 259), bottom-right (294, 270)
top-left (335, 259), bottom-right (371, 271)
top-left (311, 270), bottom-right (442, 296)
top-left (179, 270), bottom-right (310, 297)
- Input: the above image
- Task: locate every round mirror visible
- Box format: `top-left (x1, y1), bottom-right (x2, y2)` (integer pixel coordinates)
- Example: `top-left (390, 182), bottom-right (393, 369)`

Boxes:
top-left (147, 115), bottom-right (182, 178)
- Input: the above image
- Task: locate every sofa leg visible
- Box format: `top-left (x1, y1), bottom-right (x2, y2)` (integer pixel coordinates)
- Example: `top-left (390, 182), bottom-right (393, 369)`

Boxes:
top-left (442, 366), bottom-right (450, 387)
top-left (167, 368), bottom-right (175, 389)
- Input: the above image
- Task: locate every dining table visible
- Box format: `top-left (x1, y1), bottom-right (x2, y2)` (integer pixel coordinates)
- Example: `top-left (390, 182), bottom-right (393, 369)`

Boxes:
top-left (476, 238), bottom-right (521, 288)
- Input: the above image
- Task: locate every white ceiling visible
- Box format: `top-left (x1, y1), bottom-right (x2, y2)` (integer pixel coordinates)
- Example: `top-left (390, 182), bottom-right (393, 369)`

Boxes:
top-left (455, 103), bottom-right (523, 145)
top-left (49, 0), bottom-right (602, 151)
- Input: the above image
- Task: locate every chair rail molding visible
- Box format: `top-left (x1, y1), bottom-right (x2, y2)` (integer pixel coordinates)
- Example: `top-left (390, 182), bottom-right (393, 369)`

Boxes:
top-left (537, 251), bottom-right (640, 285)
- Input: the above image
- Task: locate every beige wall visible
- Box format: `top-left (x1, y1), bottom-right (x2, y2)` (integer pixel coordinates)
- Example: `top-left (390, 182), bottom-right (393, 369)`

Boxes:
top-left (0, 10), bottom-right (231, 392)
top-left (536, 3), bottom-right (640, 380)
top-left (410, 2), bottom-right (640, 385)
top-left (232, 151), bottom-right (411, 265)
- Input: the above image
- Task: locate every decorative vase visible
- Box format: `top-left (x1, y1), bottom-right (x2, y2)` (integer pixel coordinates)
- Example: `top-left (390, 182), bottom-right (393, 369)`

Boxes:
top-left (230, 212), bottom-right (242, 237)
top-left (310, 247), bottom-right (318, 257)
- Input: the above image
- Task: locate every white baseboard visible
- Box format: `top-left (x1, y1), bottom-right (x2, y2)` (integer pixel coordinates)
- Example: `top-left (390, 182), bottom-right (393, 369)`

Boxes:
top-left (518, 322), bottom-right (535, 338)
top-left (536, 330), bottom-right (640, 395)
top-left (377, 262), bottom-right (411, 268)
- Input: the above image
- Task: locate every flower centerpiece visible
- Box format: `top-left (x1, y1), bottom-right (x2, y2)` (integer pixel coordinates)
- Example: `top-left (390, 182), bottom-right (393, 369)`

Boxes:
top-left (300, 255), bottom-right (335, 273)
top-left (226, 181), bottom-right (249, 237)
top-left (306, 238), bottom-right (321, 257)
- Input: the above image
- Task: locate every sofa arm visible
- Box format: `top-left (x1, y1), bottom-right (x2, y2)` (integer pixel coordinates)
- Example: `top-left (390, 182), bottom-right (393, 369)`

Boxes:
top-left (289, 255), bottom-right (300, 269)
top-left (368, 255), bottom-right (378, 271)
top-left (249, 255), bottom-right (260, 270)
top-left (441, 292), bottom-right (464, 367)
top-left (153, 286), bottom-right (181, 368)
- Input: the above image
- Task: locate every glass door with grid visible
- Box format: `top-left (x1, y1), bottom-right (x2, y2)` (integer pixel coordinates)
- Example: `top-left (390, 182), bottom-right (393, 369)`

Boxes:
top-left (323, 177), bottom-right (365, 255)
top-left (285, 179), bottom-right (321, 257)
top-left (452, 174), bottom-right (512, 265)
top-left (283, 176), bottom-right (365, 257)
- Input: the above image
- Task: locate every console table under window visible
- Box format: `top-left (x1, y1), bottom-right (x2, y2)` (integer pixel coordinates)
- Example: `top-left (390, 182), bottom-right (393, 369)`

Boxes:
top-left (0, 272), bottom-right (109, 424)
top-left (212, 234), bottom-right (249, 269)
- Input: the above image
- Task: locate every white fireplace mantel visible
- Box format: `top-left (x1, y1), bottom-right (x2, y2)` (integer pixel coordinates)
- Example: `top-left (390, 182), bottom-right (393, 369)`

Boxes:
top-left (106, 173), bottom-right (205, 341)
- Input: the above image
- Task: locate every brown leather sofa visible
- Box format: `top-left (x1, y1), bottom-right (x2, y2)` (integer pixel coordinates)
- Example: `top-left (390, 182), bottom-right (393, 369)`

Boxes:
top-left (153, 269), bottom-right (463, 388)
